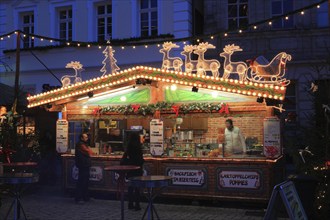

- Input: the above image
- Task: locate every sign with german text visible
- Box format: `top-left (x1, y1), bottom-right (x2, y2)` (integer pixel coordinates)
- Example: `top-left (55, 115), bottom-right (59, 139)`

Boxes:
top-left (264, 181), bottom-right (307, 220)
top-left (150, 119), bottom-right (164, 156)
top-left (218, 170), bottom-right (260, 189)
top-left (56, 119), bottom-right (68, 153)
top-left (263, 117), bottom-right (281, 159)
top-left (167, 168), bottom-right (205, 187)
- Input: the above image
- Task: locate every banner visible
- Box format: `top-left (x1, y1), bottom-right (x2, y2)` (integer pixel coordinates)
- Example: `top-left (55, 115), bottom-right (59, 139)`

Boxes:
top-left (218, 170), bottom-right (260, 189)
top-left (167, 168), bottom-right (205, 187)
top-left (263, 117), bottom-right (281, 159)
top-left (56, 119), bottom-right (68, 153)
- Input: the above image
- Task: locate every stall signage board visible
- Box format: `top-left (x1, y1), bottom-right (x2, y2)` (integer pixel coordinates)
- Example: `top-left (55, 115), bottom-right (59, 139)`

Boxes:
top-left (150, 119), bottom-right (164, 156)
top-left (264, 181), bottom-right (307, 220)
top-left (218, 170), bottom-right (260, 189)
top-left (72, 165), bottom-right (103, 181)
top-left (167, 168), bottom-right (206, 187)
top-left (263, 117), bottom-right (281, 159)
top-left (56, 119), bottom-right (69, 153)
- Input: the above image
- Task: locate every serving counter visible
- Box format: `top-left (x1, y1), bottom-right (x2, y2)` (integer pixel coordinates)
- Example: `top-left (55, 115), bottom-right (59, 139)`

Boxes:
top-left (62, 154), bottom-right (284, 202)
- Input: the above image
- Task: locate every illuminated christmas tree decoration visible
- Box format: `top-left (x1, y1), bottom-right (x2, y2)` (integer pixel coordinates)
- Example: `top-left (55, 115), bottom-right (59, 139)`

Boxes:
top-left (61, 61), bottom-right (84, 87)
top-left (193, 42), bottom-right (221, 77)
top-left (220, 44), bottom-right (248, 81)
top-left (100, 41), bottom-right (120, 77)
top-left (160, 42), bottom-right (183, 72)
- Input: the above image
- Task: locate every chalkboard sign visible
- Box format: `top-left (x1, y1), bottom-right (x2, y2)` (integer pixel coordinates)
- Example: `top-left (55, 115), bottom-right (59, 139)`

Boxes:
top-left (264, 181), bottom-right (307, 220)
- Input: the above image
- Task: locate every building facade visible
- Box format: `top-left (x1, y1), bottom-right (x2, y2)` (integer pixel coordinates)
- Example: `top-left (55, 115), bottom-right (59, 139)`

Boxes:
top-left (0, 0), bottom-right (329, 130)
top-left (0, 0), bottom-right (202, 92)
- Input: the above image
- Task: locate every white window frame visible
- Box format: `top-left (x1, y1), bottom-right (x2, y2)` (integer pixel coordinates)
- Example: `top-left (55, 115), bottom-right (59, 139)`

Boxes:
top-left (49, 1), bottom-right (76, 42)
top-left (13, 6), bottom-right (37, 47)
top-left (139, 0), bottom-right (158, 37)
top-left (58, 7), bottom-right (73, 41)
top-left (95, 2), bottom-right (113, 42)
top-left (21, 11), bottom-right (35, 48)
top-left (227, 0), bottom-right (249, 30)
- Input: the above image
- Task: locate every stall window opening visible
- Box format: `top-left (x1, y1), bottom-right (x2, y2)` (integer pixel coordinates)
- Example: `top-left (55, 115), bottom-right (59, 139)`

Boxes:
top-left (69, 121), bottom-right (91, 150)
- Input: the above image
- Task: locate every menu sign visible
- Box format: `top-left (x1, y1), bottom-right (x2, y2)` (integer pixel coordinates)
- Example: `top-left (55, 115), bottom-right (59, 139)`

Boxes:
top-left (72, 165), bottom-right (103, 181)
top-left (218, 170), bottom-right (260, 189)
top-left (167, 168), bottom-right (205, 187)
top-left (56, 119), bottom-right (69, 153)
top-left (263, 117), bottom-right (281, 159)
top-left (264, 181), bottom-right (307, 220)
top-left (150, 119), bottom-right (164, 156)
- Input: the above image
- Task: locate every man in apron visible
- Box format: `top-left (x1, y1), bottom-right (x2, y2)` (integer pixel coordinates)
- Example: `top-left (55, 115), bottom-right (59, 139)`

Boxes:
top-left (224, 119), bottom-right (246, 156)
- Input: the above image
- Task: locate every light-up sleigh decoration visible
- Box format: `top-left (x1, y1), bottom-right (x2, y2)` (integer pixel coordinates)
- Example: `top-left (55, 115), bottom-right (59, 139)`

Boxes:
top-left (160, 42), bottom-right (291, 87)
top-left (61, 61), bottom-right (84, 87)
top-left (246, 52), bottom-right (291, 86)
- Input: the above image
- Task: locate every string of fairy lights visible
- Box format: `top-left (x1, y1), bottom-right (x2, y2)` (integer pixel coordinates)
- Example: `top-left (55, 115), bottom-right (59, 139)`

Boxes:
top-left (0, 0), bottom-right (327, 50)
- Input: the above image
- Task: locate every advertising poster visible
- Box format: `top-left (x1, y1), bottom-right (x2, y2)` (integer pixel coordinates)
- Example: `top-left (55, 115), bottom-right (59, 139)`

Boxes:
top-left (263, 117), bottom-right (281, 158)
top-left (56, 119), bottom-right (69, 153)
top-left (150, 119), bottom-right (164, 156)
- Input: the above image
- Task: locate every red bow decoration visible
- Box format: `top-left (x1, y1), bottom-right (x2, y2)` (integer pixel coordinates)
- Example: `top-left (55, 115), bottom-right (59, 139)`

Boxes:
top-left (132, 104), bottom-right (141, 113)
top-left (219, 104), bottom-right (229, 114)
top-left (171, 105), bottom-right (180, 116)
top-left (92, 107), bottom-right (101, 117)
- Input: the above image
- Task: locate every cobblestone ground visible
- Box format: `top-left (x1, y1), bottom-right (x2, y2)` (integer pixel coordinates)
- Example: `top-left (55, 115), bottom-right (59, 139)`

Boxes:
top-left (0, 185), bottom-right (286, 220)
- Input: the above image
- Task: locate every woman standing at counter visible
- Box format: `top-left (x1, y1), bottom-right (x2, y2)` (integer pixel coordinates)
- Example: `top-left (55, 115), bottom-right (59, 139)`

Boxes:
top-left (120, 132), bottom-right (145, 211)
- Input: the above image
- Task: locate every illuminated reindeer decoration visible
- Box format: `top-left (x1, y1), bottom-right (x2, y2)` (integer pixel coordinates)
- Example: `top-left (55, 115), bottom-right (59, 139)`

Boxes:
top-left (220, 44), bottom-right (248, 81)
top-left (160, 42), bottom-right (183, 71)
top-left (194, 42), bottom-right (221, 77)
top-left (181, 45), bottom-right (198, 74)
top-left (61, 61), bottom-right (84, 87)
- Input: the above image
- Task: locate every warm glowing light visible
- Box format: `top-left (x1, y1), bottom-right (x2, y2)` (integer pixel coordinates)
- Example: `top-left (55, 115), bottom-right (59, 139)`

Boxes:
top-left (317, 5), bottom-right (320, 9)
top-left (120, 96), bottom-right (127, 102)
top-left (285, 16), bottom-right (289, 20)
top-left (210, 36), bottom-right (214, 39)
top-left (133, 46), bottom-right (136, 49)
top-left (253, 26), bottom-right (257, 29)
top-left (224, 33), bottom-right (227, 37)
top-left (121, 46), bottom-right (125, 49)
top-left (239, 30), bottom-right (242, 33)
top-left (145, 45), bottom-right (148, 48)
top-left (301, 11), bottom-right (304, 15)
top-left (170, 84), bottom-right (177, 91)
top-left (268, 21), bottom-right (272, 25)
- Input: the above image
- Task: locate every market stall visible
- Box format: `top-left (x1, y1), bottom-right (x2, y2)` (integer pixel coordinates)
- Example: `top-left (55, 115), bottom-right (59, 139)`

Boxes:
top-left (27, 42), bottom-right (291, 202)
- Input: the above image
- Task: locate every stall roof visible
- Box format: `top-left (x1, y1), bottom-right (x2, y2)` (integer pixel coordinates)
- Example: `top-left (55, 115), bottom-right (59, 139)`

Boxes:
top-left (27, 66), bottom-right (286, 108)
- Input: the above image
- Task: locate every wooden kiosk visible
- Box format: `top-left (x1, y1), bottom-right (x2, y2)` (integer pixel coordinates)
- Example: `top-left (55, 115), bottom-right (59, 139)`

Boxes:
top-left (27, 43), bottom-right (291, 202)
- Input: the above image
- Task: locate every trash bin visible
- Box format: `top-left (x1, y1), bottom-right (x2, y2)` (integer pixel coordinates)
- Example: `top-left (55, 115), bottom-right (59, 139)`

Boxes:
top-left (288, 174), bottom-right (319, 218)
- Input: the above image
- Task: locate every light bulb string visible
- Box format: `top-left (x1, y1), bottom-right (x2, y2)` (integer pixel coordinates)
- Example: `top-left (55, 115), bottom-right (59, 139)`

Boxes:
top-left (0, 0), bottom-right (326, 48)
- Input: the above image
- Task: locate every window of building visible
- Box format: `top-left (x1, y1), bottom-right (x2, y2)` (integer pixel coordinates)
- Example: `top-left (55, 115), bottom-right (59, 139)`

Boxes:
top-left (21, 12), bottom-right (34, 48)
top-left (271, 0), bottom-right (294, 29)
top-left (140, 0), bottom-right (158, 37)
top-left (228, 0), bottom-right (248, 30)
top-left (317, 2), bottom-right (329, 27)
top-left (97, 3), bottom-right (112, 42)
top-left (59, 8), bottom-right (72, 41)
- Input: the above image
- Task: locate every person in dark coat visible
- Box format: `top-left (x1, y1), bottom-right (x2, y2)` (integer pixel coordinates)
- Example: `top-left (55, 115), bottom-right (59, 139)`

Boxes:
top-left (75, 133), bottom-right (94, 204)
top-left (121, 132), bottom-right (144, 211)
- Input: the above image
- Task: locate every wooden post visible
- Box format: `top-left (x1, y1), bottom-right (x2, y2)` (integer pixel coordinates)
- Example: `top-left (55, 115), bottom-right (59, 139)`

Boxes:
top-left (14, 31), bottom-right (21, 110)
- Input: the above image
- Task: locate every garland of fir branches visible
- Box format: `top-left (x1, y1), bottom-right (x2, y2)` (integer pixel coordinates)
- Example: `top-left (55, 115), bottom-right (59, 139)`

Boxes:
top-left (100, 102), bottom-right (228, 116)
